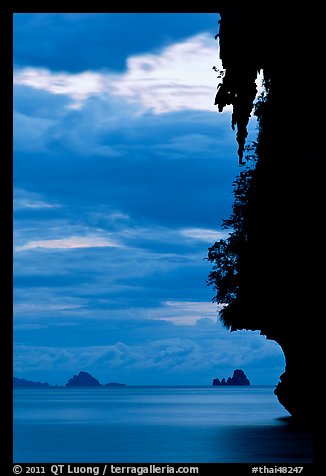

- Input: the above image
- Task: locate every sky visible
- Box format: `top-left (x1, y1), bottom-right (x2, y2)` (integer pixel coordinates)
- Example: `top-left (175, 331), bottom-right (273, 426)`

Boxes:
top-left (13, 12), bottom-right (285, 386)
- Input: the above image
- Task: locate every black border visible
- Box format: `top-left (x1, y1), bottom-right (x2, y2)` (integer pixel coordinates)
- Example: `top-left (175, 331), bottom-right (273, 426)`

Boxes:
top-left (1, 0), bottom-right (14, 470)
top-left (4, 1), bottom-right (318, 474)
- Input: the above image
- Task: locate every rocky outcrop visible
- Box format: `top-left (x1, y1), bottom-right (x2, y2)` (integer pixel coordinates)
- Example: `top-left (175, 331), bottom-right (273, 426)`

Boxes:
top-left (104, 382), bottom-right (127, 387)
top-left (212, 369), bottom-right (250, 386)
top-left (66, 371), bottom-right (101, 387)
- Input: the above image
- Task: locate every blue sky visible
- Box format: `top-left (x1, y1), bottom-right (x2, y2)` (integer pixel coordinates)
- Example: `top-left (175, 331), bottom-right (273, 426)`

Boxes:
top-left (13, 13), bottom-right (284, 386)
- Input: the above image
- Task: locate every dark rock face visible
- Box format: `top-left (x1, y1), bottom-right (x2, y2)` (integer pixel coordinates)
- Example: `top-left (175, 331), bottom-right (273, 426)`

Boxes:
top-left (66, 371), bottom-right (101, 387)
top-left (212, 369), bottom-right (250, 386)
top-left (104, 382), bottom-right (126, 387)
top-left (209, 1), bottom-right (320, 424)
top-left (14, 377), bottom-right (49, 388)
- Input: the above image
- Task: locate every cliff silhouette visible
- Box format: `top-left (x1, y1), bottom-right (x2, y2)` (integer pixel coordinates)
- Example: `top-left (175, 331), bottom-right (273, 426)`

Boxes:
top-left (207, 0), bottom-right (320, 425)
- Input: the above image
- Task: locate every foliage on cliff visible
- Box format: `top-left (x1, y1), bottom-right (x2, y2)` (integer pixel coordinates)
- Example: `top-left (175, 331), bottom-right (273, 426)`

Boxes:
top-left (207, 79), bottom-right (271, 329)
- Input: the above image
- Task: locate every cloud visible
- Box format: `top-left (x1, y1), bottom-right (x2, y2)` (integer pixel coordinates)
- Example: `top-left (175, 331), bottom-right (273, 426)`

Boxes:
top-left (14, 33), bottom-right (266, 119)
top-left (156, 132), bottom-right (231, 158)
top-left (179, 227), bottom-right (228, 242)
top-left (109, 33), bottom-right (221, 114)
top-left (14, 330), bottom-right (284, 384)
top-left (14, 206), bottom-right (229, 257)
top-left (150, 300), bottom-right (221, 326)
top-left (14, 111), bottom-right (56, 152)
top-left (15, 235), bottom-right (121, 252)
top-left (14, 301), bottom-right (83, 315)
top-left (14, 189), bottom-right (61, 210)
top-left (14, 68), bottom-right (105, 110)
top-left (115, 224), bottom-right (227, 248)
top-left (14, 33), bottom-right (222, 114)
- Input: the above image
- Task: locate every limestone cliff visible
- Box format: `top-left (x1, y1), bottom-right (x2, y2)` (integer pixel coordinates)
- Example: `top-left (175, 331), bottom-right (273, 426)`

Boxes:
top-left (209, 0), bottom-right (320, 424)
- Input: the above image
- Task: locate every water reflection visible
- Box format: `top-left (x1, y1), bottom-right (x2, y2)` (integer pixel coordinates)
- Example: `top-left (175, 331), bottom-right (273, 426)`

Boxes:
top-left (212, 421), bottom-right (313, 463)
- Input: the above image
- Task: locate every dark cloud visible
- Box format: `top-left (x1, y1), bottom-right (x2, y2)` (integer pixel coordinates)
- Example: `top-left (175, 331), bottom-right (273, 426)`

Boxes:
top-left (14, 101), bottom-right (239, 229)
top-left (14, 13), bottom-right (219, 73)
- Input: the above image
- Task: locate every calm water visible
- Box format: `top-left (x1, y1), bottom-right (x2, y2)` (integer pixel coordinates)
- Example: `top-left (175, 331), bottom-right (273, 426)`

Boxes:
top-left (14, 386), bottom-right (313, 463)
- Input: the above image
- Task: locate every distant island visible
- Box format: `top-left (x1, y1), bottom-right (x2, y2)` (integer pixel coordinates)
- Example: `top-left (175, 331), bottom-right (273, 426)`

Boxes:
top-left (212, 369), bottom-right (250, 386)
top-left (66, 371), bottom-right (127, 387)
top-left (66, 371), bottom-right (102, 387)
top-left (13, 377), bottom-right (50, 388)
top-left (14, 371), bottom-right (127, 388)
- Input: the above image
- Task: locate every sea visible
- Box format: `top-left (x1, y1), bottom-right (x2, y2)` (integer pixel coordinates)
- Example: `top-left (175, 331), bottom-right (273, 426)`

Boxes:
top-left (13, 386), bottom-right (313, 463)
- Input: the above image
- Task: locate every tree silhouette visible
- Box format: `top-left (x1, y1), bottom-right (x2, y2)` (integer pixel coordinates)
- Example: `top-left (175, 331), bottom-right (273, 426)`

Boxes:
top-left (207, 147), bottom-right (256, 321)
